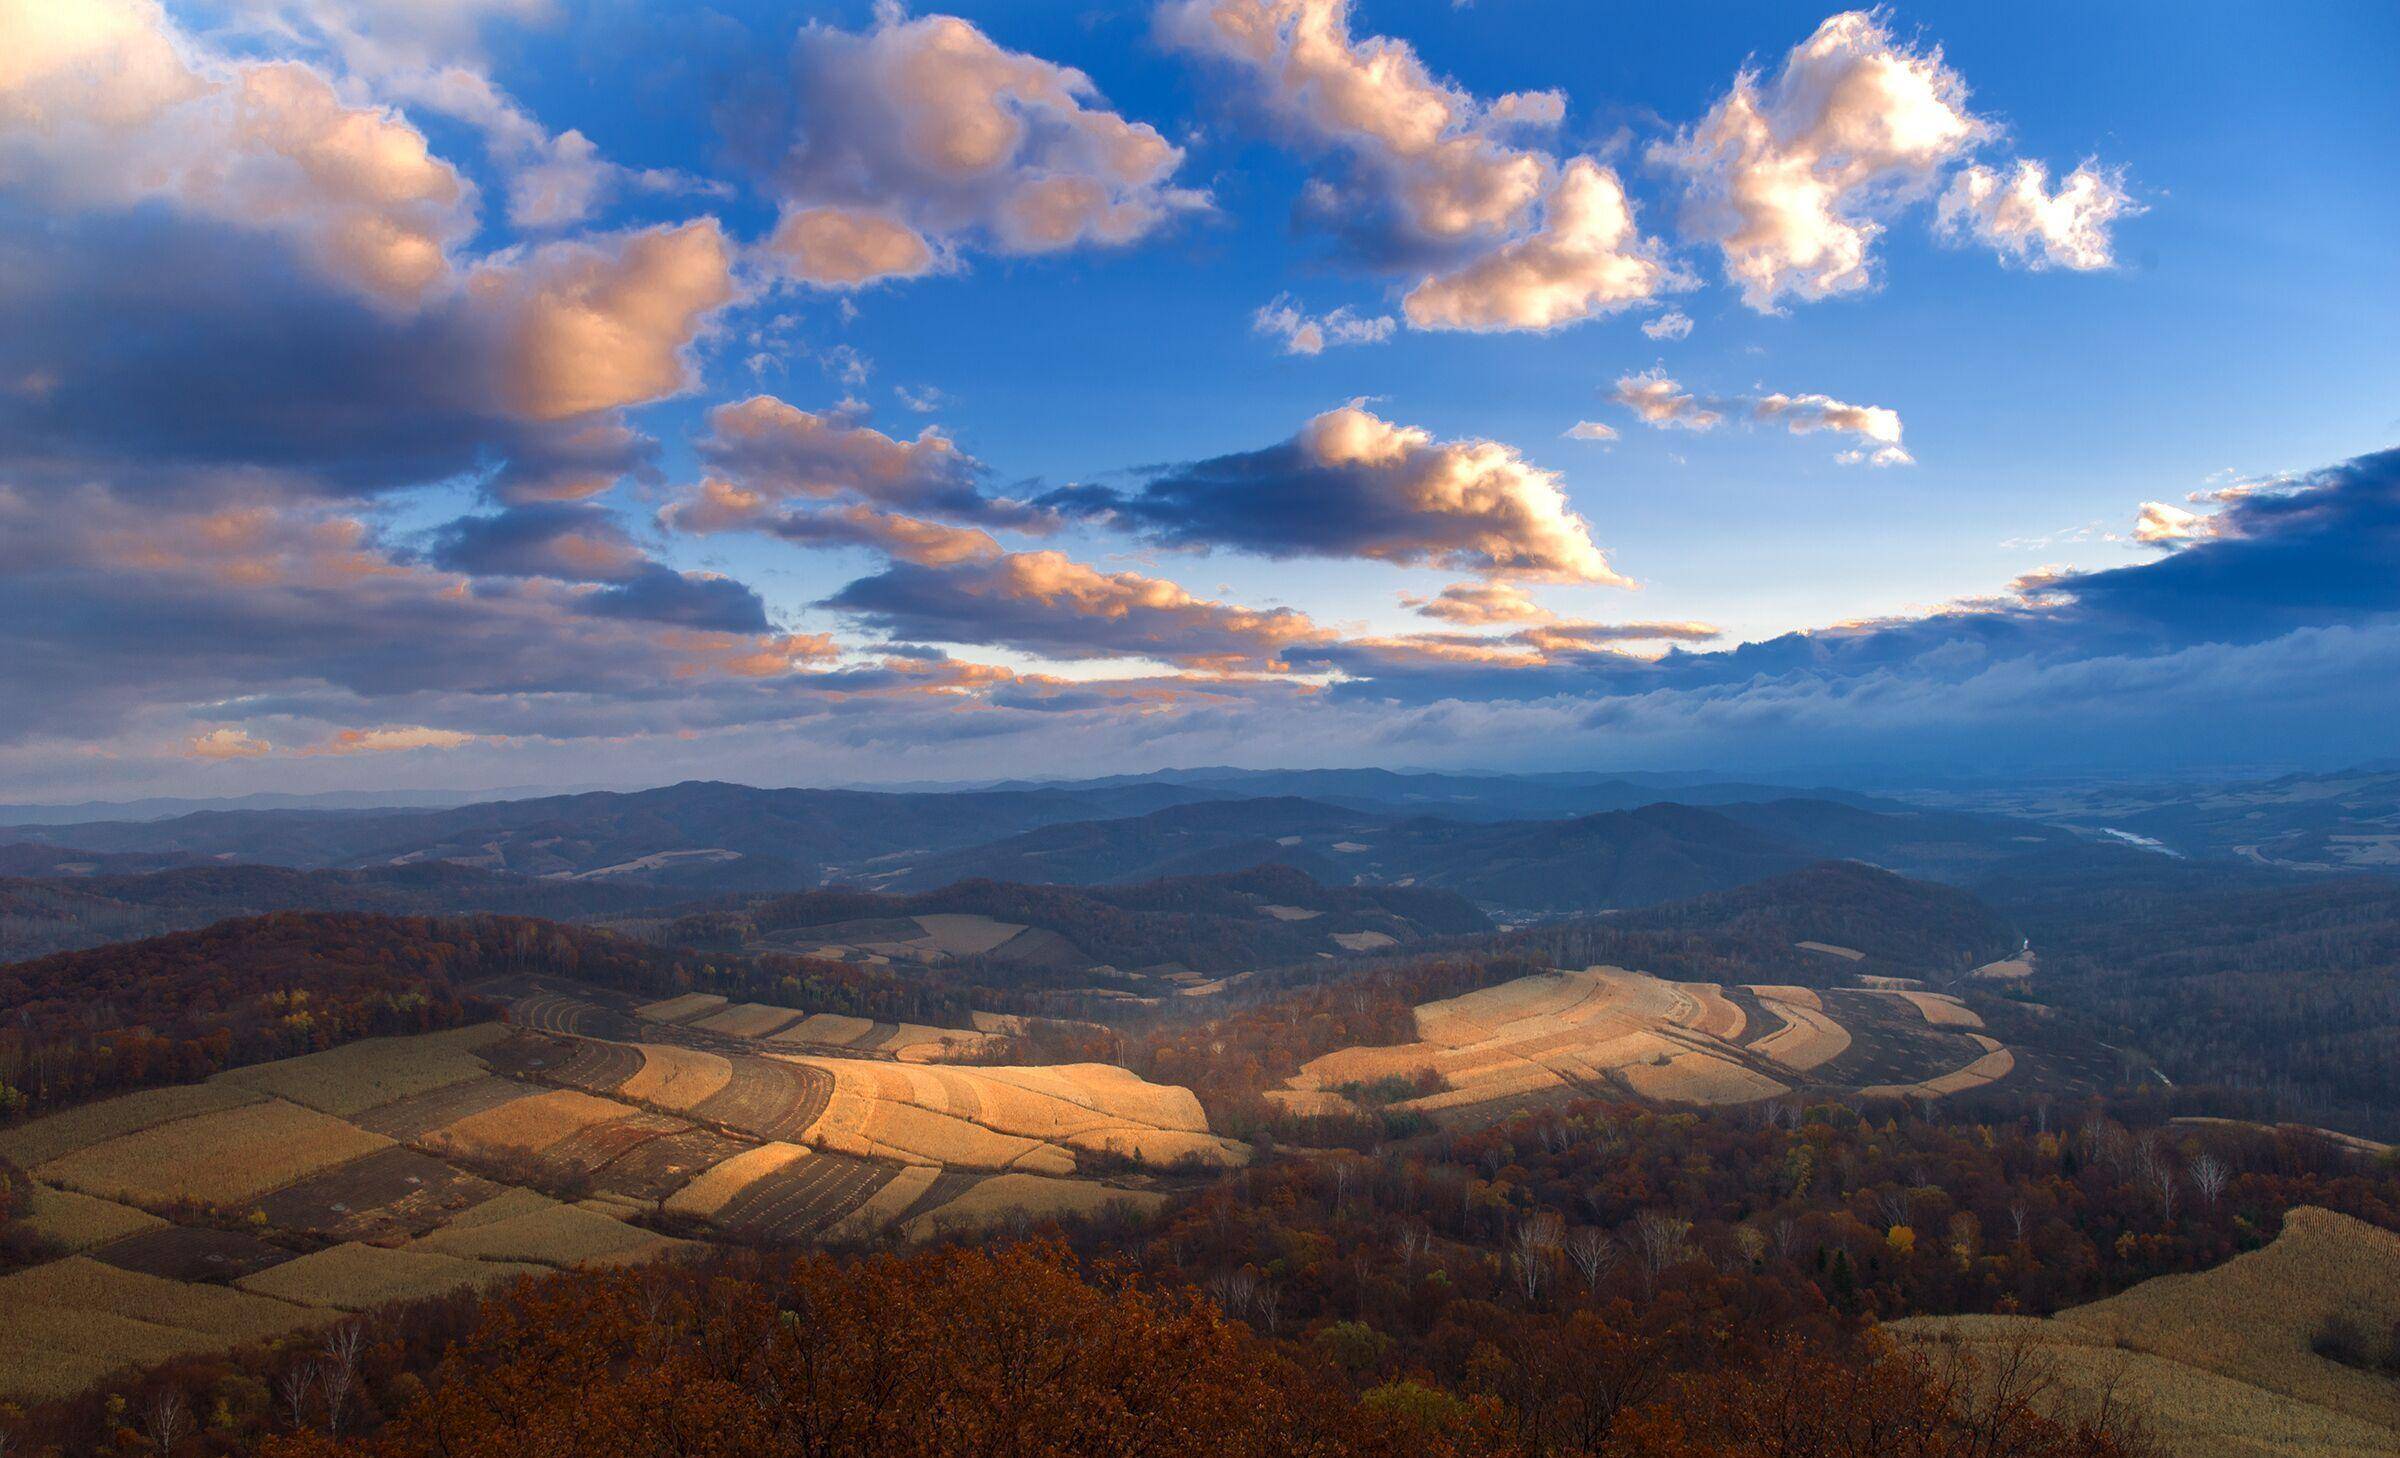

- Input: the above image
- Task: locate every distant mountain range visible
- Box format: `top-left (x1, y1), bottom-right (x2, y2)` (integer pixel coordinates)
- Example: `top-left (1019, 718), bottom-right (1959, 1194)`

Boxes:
top-left (877, 794), bottom-right (2082, 914)
top-left (0, 775), bottom-right (2094, 925)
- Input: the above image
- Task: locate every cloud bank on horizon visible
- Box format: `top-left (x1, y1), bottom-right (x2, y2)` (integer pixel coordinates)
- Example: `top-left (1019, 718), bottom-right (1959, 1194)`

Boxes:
top-left (0, 0), bottom-right (2391, 795)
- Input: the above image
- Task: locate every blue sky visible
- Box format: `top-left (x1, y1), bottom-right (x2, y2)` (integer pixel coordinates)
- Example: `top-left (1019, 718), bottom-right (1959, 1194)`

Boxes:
top-left (0, 0), bottom-right (2395, 797)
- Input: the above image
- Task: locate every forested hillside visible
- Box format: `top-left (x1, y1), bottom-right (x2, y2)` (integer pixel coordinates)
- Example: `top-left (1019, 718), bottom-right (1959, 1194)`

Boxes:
top-left (1979, 852), bottom-right (2400, 1138)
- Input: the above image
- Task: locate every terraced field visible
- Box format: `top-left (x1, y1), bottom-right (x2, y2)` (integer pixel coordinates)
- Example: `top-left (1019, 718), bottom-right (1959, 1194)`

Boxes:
top-left (1281, 964), bottom-right (2043, 1127)
top-left (1, 984), bottom-right (1208, 1402)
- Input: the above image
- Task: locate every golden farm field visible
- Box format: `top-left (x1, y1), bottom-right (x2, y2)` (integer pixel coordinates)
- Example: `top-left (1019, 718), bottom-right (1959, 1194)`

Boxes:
top-left (215, 1024), bottom-right (511, 1116)
top-left (36, 1098), bottom-right (393, 1207)
top-left (776, 1055), bottom-right (1246, 1173)
top-left (1287, 966), bottom-right (1792, 1125)
top-left (1893, 1207), bottom-right (2400, 1457)
top-left (1282, 964), bottom-right (2030, 1124)
top-left (237, 1242), bottom-right (549, 1312)
top-left (0, 1257), bottom-right (330, 1400)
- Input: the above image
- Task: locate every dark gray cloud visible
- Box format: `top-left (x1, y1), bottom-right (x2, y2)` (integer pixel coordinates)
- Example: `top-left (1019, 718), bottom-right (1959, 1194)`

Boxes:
top-left (428, 504), bottom-right (648, 583)
top-left (579, 566), bottom-right (771, 632)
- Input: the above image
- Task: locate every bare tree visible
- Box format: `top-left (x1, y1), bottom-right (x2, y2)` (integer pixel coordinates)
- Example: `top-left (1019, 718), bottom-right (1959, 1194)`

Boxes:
top-left (1394, 1221), bottom-right (1431, 1269)
top-left (277, 1364), bottom-right (318, 1431)
top-left (320, 1323), bottom-right (366, 1437)
top-left (2188, 1152), bottom-right (2229, 1211)
top-left (2132, 1136), bottom-right (2178, 1222)
top-left (1731, 1224), bottom-right (1768, 1267)
top-left (1509, 1214), bottom-right (1563, 1303)
top-left (1566, 1226), bottom-right (1619, 1292)
top-left (2007, 1200), bottom-right (2030, 1244)
top-left (1768, 1216), bottom-right (1799, 1263)
top-left (1630, 1211), bottom-right (1692, 1296)
top-left (139, 1391), bottom-right (190, 1456)
top-left (1877, 1188), bottom-right (1913, 1229)
top-left (1206, 1268), bottom-right (1260, 1320)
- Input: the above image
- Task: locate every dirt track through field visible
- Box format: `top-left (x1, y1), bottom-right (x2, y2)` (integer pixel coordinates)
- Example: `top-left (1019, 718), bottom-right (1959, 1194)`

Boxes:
top-left (540, 1113), bottom-right (686, 1176)
top-left (255, 1146), bottom-right (500, 1240)
top-left (692, 1059), bottom-right (834, 1143)
top-left (589, 1128), bottom-right (754, 1201)
top-left (712, 1151), bottom-right (897, 1241)
top-left (545, 1040), bottom-right (643, 1094)
top-left (93, 1226), bottom-right (297, 1284)
top-left (513, 990), bottom-right (642, 1042)
top-left (353, 1077), bottom-right (531, 1142)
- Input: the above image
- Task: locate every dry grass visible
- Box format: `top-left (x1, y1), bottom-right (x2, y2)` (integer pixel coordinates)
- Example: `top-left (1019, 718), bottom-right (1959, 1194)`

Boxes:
top-left (1330, 930), bottom-right (1398, 951)
top-left (1679, 983), bottom-right (1746, 1041)
top-left (0, 1257), bottom-right (329, 1400)
top-left (1867, 989), bottom-right (1987, 1029)
top-left (904, 1174), bottom-right (1164, 1240)
top-left (37, 1099), bottom-right (393, 1207)
top-left (689, 1003), bottom-right (805, 1039)
top-left (779, 1057), bottom-right (1241, 1172)
top-left (617, 1045), bottom-right (735, 1111)
top-left (238, 1241), bottom-right (546, 1311)
top-left (1748, 998), bottom-right (1851, 1072)
top-left (17, 1181), bottom-right (168, 1251)
top-left (424, 1088), bottom-right (633, 1159)
top-left (1263, 1089), bottom-right (1362, 1118)
top-left (1294, 966), bottom-right (1791, 1125)
top-left (770, 1013), bottom-right (878, 1047)
top-left (821, 1164), bottom-right (941, 1243)
top-left (886, 1024), bottom-right (1008, 1063)
top-left (661, 1142), bottom-right (811, 1219)
top-left (215, 1024), bottom-right (509, 1116)
top-left (1257, 904), bottom-right (1321, 921)
top-left (1744, 984), bottom-right (1822, 1010)
top-left (2169, 1117), bottom-right (2393, 1160)
top-left (412, 1190), bottom-right (688, 1268)
top-left (1971, 954), bottom-right (2036, 981)
top-left (1892, 1207), bottom-right (2400, 1457)
top-left (1619, 1050), bottom-right (1789, 1105)
top-left (1795, 941), bottom-right (1865, 961)
top-left (0, 1082), bottom-right (267, 1169)
top-left (1863, 1048), bottom-right (2018, 1100)
top-left (635, 992), bottom-right (728, 1024)
top-left (912, 913), bottom-right (1027, 955)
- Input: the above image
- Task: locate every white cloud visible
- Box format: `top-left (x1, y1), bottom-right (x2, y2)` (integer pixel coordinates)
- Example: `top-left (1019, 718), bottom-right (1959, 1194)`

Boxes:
top-left (2133, 500), bottom-right (2216, 544)
top-left (1252, 294), bottom-right (1396, 354)
top-left (1652, 11), bottom-right (2133, 310)
top-left (1614, 372), bottom-right (1911, 462)
top-left (1651, 10), bottom-right (1991, 309)
top-left (471, 219), bottom-right (736, 420)
top-left (1753, 391), bottom-right (1903, 445)
top-left (1161, 0), bottom-right (1549, 251)
top-left (763, 207), bottom-right (938, 289)
top-left (1939, 159), bottom-right (2137, 271)
top-left (761, 8), bottom-right (1199, 285)
top-left (1402, 159), bottom-right (1681, 333)
top-left (1610, 370), bottom-right (1723, 430)
top-left (1835, 446), bottom-right (1914, 468)
top-left (1402, 580), bottom-right (1555, 625)
top-left (1564, 420), bottom-right (1618, 441)
top-left (1, 1), bottom-right (475, 303)
top-left (1641, 309), bottom-right (1694, 341)
top-left (1165, 0), bottom-right (1676, 333)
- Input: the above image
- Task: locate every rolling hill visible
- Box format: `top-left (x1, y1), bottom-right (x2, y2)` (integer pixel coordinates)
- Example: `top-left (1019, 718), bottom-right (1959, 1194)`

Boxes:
top-left (641, 864), bottom-right (1492, 977)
